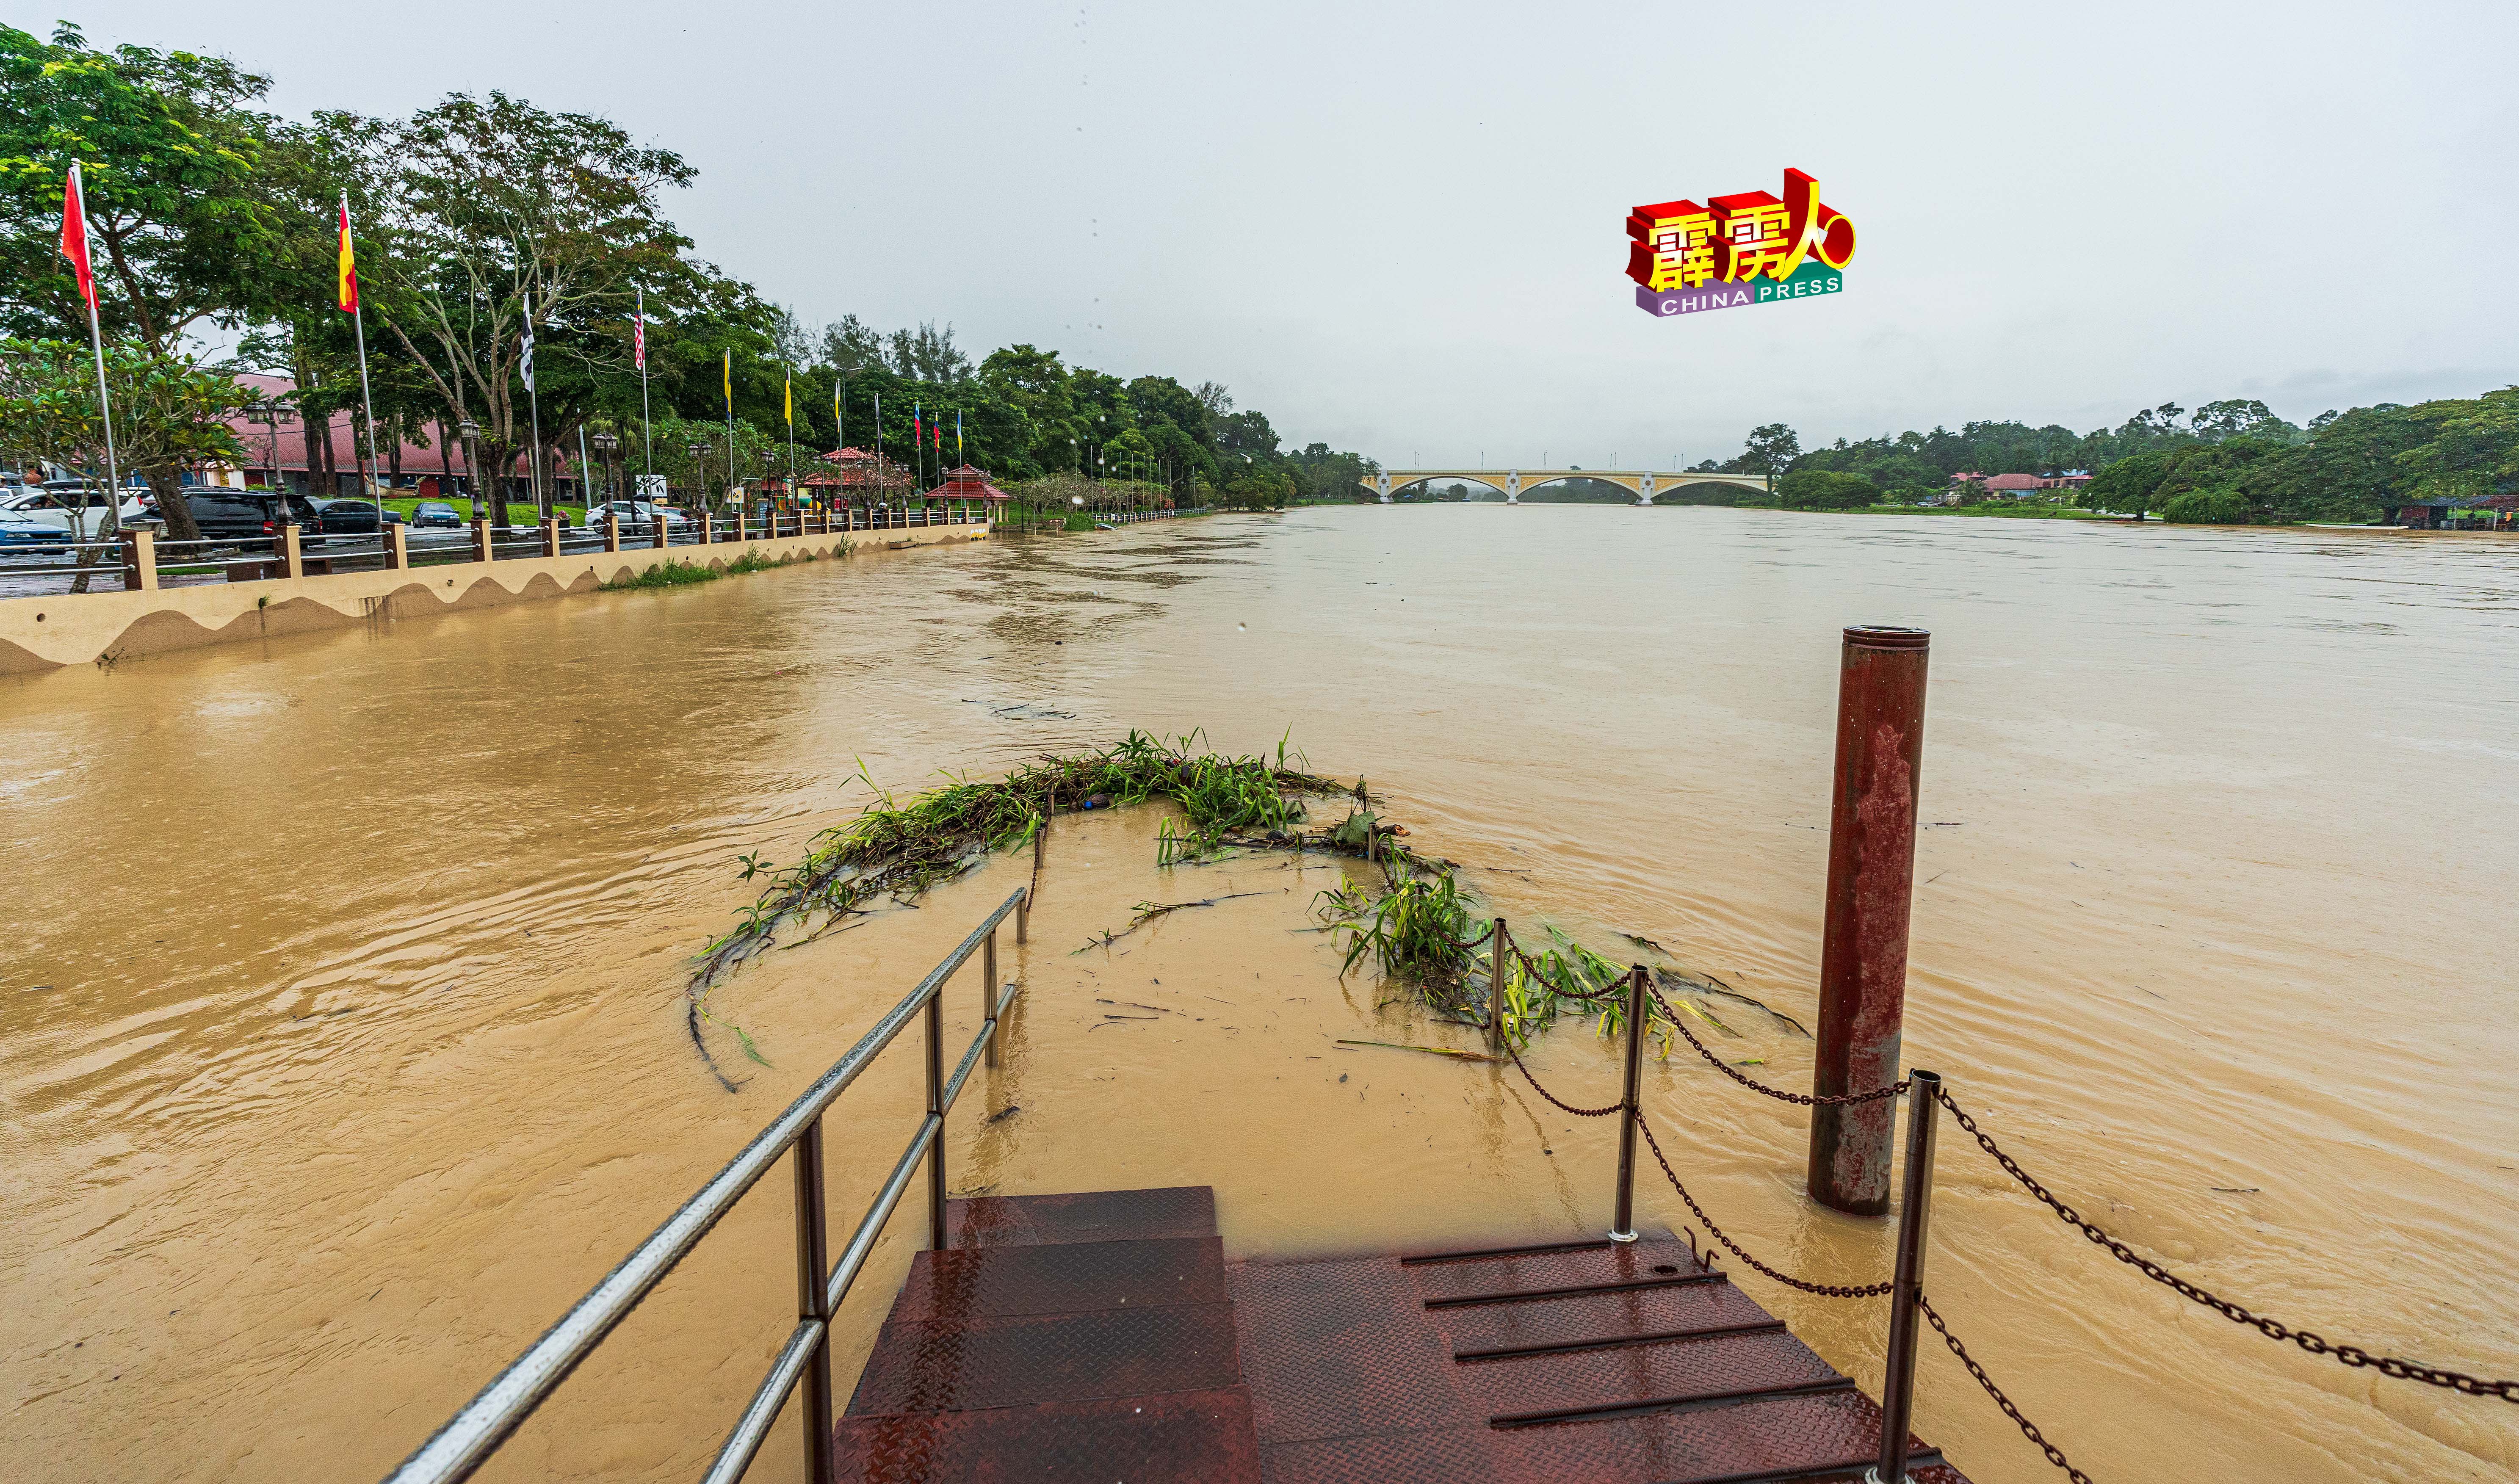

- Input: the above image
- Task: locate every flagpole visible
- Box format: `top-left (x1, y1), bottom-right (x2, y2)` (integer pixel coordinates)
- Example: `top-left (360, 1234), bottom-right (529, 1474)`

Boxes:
top-left (578, 423), bottom-right (592, 523)
top-left (636, 285), bottom-right (652, 485)
top-left (342, 192), bottom-right (386, 526)
top-left (66, 164), bottom-right (122, 536)
top-left (523, 288), bottom-right (545, 519)
top-left (873, 391), bottom-right (882, 515)
top-left (723, 349), bottom-right (734, 520)
top-left (785, 366), bottom-right (795, 514)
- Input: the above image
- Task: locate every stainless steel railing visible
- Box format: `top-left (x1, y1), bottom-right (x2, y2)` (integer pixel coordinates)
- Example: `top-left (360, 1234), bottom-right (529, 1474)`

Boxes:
top-left (380, 885), bottom-right (1030, 1484)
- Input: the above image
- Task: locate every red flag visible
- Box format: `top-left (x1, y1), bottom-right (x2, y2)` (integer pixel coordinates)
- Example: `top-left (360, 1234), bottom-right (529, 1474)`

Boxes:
top-left (60, 165), bottom-right (97, 312)
top-left (633, 291), bottom-right (646, 369)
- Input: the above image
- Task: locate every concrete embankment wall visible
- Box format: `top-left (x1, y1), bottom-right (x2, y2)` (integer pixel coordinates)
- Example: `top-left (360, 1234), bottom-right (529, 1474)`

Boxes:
top-left (0, 521), bottom-right (988, 673)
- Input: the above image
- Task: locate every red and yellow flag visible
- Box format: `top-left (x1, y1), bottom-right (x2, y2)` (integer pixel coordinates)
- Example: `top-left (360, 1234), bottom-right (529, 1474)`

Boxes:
top-left (335, 199), bottom-right (359, 313)
top-left (59, 163), bottom-right (97, 312)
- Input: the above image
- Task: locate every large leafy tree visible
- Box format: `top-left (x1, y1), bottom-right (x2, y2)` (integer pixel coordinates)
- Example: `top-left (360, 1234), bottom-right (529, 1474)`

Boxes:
top-left (0, 23), bottom-right (287, 538)
top-left (0, 336), bottom-right (245, 564)
top-left (323, 91), bottom-right (742, 525)
top-left (1738, 422), bottom-right (1801, 477)
top-left (0, 23), bottom-right (282, 353)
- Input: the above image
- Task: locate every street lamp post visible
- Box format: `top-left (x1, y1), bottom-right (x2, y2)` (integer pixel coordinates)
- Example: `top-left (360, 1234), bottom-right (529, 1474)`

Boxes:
top-left (591, 431), bottom-right (619, 517)
top-left (247, 399), bottom-right (281, 492)
top-left (458, 417), bottom-right (483, 522)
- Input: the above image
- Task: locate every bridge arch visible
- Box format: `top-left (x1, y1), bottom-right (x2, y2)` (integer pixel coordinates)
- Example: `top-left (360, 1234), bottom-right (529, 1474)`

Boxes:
top-left (1363, 468), bottom-right (1771, 505)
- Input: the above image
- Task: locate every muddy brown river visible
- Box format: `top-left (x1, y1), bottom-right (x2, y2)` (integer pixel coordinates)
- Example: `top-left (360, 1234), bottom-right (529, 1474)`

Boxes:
top-left (4, 507), bottom-right (2514, 1482)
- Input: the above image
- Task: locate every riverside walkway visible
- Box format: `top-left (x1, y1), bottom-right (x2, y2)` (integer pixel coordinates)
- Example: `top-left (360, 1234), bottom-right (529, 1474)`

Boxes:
top-left (838, 1184), bottom-right (1962, 1482)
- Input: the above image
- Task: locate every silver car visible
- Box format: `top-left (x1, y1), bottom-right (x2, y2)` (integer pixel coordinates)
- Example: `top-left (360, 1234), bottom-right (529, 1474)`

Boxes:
top-left (589, 500), bottom-right (691, 531)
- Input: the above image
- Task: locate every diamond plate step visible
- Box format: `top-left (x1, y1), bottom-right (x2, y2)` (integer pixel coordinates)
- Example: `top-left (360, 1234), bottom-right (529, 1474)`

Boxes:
top-left (847, 1303), bottom-right (1243, 1417)
top-left (942, 1186), bottom-right (1217, 1249)
top-left (1430, 1277), bottom-right (1780, 1360)
top-left (1406, 1237), bottom-right (1708, 1307)
top-left (1461, 1327), bottom-right (1846, 1426)
top-left (834, 1385), bottom-right (1260, 1483)
top-left (890, 1235), bottom-right (1227, 1323)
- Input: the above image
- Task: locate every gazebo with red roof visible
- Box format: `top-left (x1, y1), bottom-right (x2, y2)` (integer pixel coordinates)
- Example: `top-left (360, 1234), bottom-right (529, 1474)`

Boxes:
top-left (924, 465), bottom-right (1010, 504)
top-left (802, 446), bottom-right (914, 497)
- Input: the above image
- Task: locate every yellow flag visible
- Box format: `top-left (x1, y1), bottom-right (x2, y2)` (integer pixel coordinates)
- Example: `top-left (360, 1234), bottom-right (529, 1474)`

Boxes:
top-left (334, 198), bottom-right (358, 313)
top-left (784, 370), bottom-right (793, 428)
top-left (722, 349), bottom-right (732, 413)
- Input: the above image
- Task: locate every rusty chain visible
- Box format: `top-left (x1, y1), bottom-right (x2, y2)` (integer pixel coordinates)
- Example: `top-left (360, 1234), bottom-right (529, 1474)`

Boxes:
top-left (1505, 943), bottom-right (1626, 1004)
top-left (1636, 1118), bottom-right (1894, 1299)
top-left (1917, 1293), bottom-right (2094, 1484)
top-left (1646, 982), bottom-right (1909, 1107)
top-left (1499, 1036), bottom-right (1622, 1118)
top-left (1933, 1084), bottom-right (2519, 1404)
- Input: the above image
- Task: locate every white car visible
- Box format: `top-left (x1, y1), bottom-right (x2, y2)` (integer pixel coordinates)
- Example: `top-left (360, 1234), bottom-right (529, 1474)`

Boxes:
top-left (589, 500), bottom-right (692, 530)
top-left (0, 486), bottom-right (153, 540)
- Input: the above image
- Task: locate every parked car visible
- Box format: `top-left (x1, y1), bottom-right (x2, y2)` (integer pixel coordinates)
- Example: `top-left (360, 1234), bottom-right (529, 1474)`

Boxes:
top-left (409, 500), bottom-right (463, 529)
top-left (182, 490), bottom-right (325, 541)
top-left (589, 500), bottom-right (690, 531)
top-left (307, 498), bottom-right (384, 540)
top-left (0, 486), bottom-right (154, 539)
top-left (0, 507), bottom-right (60, 547)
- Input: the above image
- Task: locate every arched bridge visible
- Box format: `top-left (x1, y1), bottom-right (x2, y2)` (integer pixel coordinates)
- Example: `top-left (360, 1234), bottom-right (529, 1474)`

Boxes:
top-left (1360, 467), bottom-right (1771, 505)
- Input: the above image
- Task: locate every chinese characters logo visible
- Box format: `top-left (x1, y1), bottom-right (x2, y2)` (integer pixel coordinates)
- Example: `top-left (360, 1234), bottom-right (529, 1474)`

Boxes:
top-left (1626, 169), bottom-right (1855, 318)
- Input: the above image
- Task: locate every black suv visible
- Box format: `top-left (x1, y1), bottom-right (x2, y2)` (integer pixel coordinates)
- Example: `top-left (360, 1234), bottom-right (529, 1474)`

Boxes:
top-left (183, 490), bottom-right (324, 541)
top-left (309, 498), bottom-right (384, 538)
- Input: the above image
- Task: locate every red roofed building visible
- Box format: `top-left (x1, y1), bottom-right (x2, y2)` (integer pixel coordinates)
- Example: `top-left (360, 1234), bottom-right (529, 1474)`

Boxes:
top-left (923, 466), bottom-right (1010, 503)
top-left (801, 446), bottom-right (914, 495)
top-left (220, 372), bottom-right (564, 500)
top-left (1981, 473), bottom-right (2047, 495)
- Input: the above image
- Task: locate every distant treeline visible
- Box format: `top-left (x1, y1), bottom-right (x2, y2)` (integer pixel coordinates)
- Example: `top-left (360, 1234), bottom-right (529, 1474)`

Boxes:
top-left (1689, 390), bottom-right (2519, 522)
top-left (0, 21), bottom-right (1374, 539)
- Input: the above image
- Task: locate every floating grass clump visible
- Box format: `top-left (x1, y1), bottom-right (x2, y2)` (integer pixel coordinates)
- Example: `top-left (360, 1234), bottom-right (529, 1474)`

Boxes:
top-left (686, 732), bottom-right (1717, 1087)
top-left (682, 734), bottom-right (1351, 1082)
top-left (603, 558), bottom-right (719, 590)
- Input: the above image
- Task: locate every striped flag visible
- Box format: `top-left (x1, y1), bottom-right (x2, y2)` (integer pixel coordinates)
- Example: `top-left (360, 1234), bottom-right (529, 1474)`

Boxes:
top-left (335, 200), bottom-right (359, 313)
top-left (58, 163), bottom-right (97, 311)
top-left (633, 286), bottom-right (645, 369)
top-left (520, 290), bottom-right (536, 392)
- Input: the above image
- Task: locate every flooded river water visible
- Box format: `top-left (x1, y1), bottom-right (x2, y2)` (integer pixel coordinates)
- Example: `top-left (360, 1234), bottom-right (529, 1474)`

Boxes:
top-left (4, 507), bottom-right (2514, 1482)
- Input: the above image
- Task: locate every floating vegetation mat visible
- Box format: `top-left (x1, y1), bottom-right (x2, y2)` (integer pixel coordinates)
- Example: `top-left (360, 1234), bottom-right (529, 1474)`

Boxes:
top-left (684, 733), bottom-right (1797, 1088)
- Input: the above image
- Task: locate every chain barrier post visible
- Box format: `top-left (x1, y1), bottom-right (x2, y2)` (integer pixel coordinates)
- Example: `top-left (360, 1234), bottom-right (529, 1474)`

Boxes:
top-left (1870, 1069), bottom-right (1940, 1484)
top-left (1809, 625), bottom-right (1931, 1216)
top-left (792, 1115), bottom-right (835, 1484)
top-left (1610, 964), bottom-right (1649, 1243)
top-left (1486, 918), bottom-right (1509, 1054)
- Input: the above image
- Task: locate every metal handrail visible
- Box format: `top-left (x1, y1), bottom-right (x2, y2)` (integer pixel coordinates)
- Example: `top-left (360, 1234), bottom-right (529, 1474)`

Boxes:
top-left (381, 885), bottom-right (1030, 1484)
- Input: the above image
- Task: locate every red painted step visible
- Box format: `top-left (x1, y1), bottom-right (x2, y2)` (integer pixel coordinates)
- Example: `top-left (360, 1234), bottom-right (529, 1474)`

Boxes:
top-left (943, 1186), bottom-right (1217, 1249)
top-left (841, 1194), bottom-right (1970, 1484)
top-left (833, 1386), bottom-right (1260, 1484)
top-left (838, 1189), bottom-right (1255, 1484)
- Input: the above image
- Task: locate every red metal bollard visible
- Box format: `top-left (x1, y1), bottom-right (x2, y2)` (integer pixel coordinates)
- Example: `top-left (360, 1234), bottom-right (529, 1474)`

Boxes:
top-left (1806, 625), bottom-right (1930, 1216)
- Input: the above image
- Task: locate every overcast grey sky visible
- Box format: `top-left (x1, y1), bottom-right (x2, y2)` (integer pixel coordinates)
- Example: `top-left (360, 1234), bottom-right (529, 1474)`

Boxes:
top-left (48, 0), bottom-right (2519, 467)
